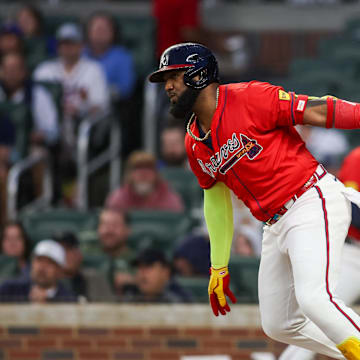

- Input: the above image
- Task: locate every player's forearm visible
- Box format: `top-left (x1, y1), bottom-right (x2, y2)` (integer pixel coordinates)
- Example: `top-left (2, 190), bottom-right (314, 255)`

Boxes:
top-left (204, 182), bottom-right (234, 269)
top-left (303, 97), bottom-right (360, 129)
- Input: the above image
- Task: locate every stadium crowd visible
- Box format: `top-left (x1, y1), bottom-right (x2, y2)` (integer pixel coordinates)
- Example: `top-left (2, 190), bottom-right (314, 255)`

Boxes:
top-left (0, 1), bottom-right (358, 306)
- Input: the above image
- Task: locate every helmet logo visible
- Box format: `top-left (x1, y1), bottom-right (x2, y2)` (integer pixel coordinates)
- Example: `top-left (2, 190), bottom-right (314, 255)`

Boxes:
top-left (186, 53), bottom-right (200, 63)
top-left (160, 54), bottom-right (169, 68)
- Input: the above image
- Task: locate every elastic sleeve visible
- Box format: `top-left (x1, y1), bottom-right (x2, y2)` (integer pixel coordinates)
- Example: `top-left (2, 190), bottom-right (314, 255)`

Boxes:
top-left (204, 182), bottom-right (234, 269)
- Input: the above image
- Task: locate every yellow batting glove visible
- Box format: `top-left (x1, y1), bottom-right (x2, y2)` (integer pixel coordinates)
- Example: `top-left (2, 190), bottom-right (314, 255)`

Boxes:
top-left (208, 266), bottom-right (237, 316)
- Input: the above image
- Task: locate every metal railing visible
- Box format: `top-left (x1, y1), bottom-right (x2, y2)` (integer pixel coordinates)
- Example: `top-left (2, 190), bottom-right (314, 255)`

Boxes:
top-left (142, 81), bottom-right (159, 154)
top-left (7, 152), bottom-right (53, 220)
top-left (76, 111), bottom-right (121, 210)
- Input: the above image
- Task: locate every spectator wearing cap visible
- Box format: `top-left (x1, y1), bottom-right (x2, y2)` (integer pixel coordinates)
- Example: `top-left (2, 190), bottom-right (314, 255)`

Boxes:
top-left (105, 150), bottom-right (184, 212)
top-left (54, 232), bottom-right (116, 302)
top-left (33, 23), bottom-right (110, 143)
top-left (84, 11), bottom-right (136, 102)
top-left (173, 234), bottom-right (210, 277)
top-left (123, 248), bottom-right (192, 303)
top-left (0, 239), bottom-right (76, 303)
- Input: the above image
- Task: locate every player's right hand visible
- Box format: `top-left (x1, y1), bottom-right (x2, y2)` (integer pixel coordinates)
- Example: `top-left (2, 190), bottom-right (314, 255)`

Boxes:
top-left (208, 266), bottom-right (237, 316)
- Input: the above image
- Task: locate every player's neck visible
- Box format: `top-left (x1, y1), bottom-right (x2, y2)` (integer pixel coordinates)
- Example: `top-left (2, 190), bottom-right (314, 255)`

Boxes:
top-left (193, 84), bottom-right (218, 133)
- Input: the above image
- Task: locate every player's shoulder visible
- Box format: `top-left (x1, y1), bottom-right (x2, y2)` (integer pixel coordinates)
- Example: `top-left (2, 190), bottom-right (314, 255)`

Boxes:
top-left (225, 80), bottom-right (281, 97)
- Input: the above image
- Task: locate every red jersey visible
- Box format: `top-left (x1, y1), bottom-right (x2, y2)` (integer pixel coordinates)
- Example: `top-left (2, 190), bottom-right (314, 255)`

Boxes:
top-left (185, 81), bottom-right (319, 222)
top-left (153, 0), bottom-right (199, 58)
top-left (338, 146), bottom-right (360, 241)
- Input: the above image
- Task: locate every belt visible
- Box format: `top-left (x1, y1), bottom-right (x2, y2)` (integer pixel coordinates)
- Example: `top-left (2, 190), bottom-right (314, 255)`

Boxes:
top-left (266, 164), bottom-right (327, 226)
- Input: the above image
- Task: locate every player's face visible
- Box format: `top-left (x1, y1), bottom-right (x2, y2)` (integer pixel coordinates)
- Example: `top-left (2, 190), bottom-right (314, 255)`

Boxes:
top-left (164, 70), bottom-right (186, 104)
top-left (164, 70), bottom-right (201, 119)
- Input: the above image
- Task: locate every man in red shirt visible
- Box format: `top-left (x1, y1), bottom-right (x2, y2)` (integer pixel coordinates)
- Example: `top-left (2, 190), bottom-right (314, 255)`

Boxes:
top-left (153, 0), bottom-right (200, 58)
top-left (149, 43), bottom-right (360, 359)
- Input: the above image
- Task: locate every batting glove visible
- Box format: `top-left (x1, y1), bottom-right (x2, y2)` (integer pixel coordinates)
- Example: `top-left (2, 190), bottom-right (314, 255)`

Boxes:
top-left (208, 266), bottom-right (237, 316)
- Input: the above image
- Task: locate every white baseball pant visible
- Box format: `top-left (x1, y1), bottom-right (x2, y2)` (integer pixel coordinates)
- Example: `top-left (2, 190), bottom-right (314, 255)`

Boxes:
top-left (279, 242), bottom-right (360, 360)
top-left (259, 170), bottom-right (360, 359)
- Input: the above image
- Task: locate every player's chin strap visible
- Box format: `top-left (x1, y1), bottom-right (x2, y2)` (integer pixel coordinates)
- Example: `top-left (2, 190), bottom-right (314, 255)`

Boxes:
top-left (326, 97), bottom-right (360, 129)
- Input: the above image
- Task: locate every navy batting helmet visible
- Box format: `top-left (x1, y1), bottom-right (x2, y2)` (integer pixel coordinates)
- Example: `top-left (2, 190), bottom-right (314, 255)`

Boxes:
top-left (148, 42), bottom-right (219, 89)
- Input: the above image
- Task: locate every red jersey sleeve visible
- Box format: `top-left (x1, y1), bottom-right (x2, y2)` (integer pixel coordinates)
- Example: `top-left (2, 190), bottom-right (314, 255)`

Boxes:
top-left (185, 135), bottom-right (216, 189)
top-left (245, 81), bottom-right (307, 130)
top-left (338, 147), bottom-right (360, 190)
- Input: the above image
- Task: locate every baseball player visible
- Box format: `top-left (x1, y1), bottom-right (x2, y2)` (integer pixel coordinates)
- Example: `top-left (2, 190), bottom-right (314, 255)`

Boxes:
top-left (279, 147), bottom-right (360, 360)
top-left (148, 42), bottom-right (360, 359)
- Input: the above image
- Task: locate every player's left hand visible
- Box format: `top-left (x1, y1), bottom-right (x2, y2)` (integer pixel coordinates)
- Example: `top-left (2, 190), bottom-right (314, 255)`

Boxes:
top-left (208, 266), bottom-right (237, 316)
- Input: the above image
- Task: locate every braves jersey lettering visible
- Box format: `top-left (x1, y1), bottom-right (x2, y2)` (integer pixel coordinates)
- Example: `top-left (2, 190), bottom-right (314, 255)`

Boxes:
top-left (197, 132), bottom-right (241, 178)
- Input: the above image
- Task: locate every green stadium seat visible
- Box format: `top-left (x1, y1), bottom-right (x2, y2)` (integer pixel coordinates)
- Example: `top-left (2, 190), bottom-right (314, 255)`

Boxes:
top-left (127, 210), bottom-right (192, 254)
top-left (175, 276), bottom-right (209, 303)
top-left (20, 208), bottom-right (99, 244)
top-left (229, 255), bottom-right (260, 304)
top-left (0, 102), bottom-right (32, 161)
top-left (160, 167), bottom-right (203, 211)
top-left (0, 255), bottom-right (19, 281)
top-left (44, 15), bottom-right (80, 36)
top-left (115, 16), bottom-right (156, 78)
top-left (82, 254), bottom-right (108, 270)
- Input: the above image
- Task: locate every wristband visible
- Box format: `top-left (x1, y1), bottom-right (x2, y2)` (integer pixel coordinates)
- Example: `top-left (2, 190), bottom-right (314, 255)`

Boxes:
top-left (326, 97), bottom-right (335, 129)
top-left (290, 93), bottom-right (308, 125)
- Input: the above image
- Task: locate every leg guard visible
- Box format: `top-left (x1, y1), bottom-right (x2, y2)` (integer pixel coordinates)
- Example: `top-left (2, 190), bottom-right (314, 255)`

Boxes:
top-left (337, 337), bottom-right (360, 359)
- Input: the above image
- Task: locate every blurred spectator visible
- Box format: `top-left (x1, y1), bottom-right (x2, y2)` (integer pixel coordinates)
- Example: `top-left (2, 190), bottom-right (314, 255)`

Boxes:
top-left (0, 52), bottom-right (59, 147)
top-left (231, 193), bottom-right (263, 256)
top-left (232, 226), bottom-right (257, 257)
top-left (159, 122), bottom-right (187, 168)
top-left (0, 239), bottom-right (76, 303)
top-left (0, 24), bottom-right (23, 57)
top-left (105, 150), bottom-right (184, 212)
top-left (123, 248), bottom-right (192, 303)
top-left (15, 4), bottom-right (55, 70)
top-left (97, 208), bottom-right (135, 294)
top-left (84, 11), bottom-right (136, 101)
top-left (54, 232), bottom-right (116, 302)
top-left (33, 22), bottom-right (110, 202)
top-left (173, 234), bottom-right (210, 277)
top-left (0, 52), bottom-right (59, 221)
top-left (338, 146), bottom-right (360, 241)
top-left (297, 126), bottom-right (349, 176)
top-left (33, 22), bottom-right (110, 152)
top-left (153, 0), bottom-right (201, 58)
top-left (0, 220), bottom-right (32, 276)
top-left (152, 0), bottom-right (250, 77)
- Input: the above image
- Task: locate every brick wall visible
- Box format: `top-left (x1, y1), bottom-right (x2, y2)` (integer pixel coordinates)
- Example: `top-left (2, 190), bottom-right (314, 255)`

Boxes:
top-left (0, 304), bottom-right (350, 360)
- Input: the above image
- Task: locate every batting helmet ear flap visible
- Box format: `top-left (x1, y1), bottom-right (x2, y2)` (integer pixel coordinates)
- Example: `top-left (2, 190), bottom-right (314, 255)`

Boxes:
top-left (184, 56), bottom-right (212, 89)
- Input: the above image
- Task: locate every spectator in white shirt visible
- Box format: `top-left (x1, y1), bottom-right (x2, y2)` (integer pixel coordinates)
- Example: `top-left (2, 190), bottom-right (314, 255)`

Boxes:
top-left (33, 23), bottom-right (110, 149)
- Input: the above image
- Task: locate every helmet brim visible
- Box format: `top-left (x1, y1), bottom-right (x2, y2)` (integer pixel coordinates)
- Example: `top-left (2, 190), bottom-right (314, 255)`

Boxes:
top-left (148, 64), bottom-right (193, 83)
